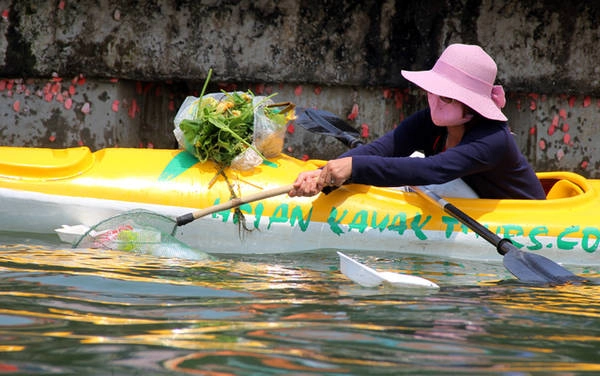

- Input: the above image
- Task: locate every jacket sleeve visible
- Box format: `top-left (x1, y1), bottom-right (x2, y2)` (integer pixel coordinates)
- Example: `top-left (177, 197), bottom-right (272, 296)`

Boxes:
top-left (348, 120), bottom-right (508, 187)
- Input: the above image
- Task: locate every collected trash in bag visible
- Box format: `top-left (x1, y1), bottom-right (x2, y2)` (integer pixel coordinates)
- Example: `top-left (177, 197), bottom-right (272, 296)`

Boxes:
top-left (173, 69), bottom-right (295, 170)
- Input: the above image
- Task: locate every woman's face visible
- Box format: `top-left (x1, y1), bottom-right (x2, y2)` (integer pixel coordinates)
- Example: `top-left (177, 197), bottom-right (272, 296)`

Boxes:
top-left (427, 92), bottom-right (473, 127)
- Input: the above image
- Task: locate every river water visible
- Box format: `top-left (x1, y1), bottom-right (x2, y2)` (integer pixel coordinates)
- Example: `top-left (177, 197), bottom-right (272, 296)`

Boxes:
top-left (0, 230), bottom-right (598, 375)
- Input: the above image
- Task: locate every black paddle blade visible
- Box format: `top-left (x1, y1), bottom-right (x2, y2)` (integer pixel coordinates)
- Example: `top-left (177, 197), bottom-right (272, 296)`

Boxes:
top-left (295, 107), bottom-right (363, 148)
top-left (502, 248), bottom-right (587, 285)
top-left (497, 239), bottom-right (586, 284)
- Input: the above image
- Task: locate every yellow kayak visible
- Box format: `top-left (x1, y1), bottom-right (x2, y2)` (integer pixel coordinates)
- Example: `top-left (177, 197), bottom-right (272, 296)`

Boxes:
top-left (0, 146), bottom-right (598, 265)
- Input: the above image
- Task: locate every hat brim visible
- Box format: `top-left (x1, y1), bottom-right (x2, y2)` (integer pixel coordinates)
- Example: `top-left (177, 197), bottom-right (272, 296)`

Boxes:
top-left (401, 69), bottom-right (507, 121)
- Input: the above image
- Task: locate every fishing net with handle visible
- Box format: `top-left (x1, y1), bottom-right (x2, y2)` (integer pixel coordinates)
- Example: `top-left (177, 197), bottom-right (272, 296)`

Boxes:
top-left (72, 209), bottom-right (211, 261)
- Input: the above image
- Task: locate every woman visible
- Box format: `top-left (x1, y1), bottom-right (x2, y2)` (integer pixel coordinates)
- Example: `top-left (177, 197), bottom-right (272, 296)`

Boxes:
top-left (289, 43), bottom-right (546, 200)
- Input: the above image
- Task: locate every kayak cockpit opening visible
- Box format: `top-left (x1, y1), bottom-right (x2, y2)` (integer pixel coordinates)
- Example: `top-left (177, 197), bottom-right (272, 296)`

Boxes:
top-left (539, 173), bottom-right (586, 199)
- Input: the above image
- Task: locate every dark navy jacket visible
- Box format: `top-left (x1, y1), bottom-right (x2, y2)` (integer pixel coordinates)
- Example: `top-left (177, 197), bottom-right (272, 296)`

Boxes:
top-left (340, 109), bottom-right (546, 199)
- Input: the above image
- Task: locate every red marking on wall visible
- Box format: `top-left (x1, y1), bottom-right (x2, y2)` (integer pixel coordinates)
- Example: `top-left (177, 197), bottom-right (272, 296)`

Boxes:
top-left (81, 102), bottom-right (91, 114)
top-left (559, 109), bottom-right (567, 119)
top-left (287, 123), bottom-right (295, 134)
top-left (75, 74), bottom-right (86, 86)
top-left (562, 123), bottom-right (569, 132)
top-left (12, 100), bottom-right (20, 112)
top-left (294, 85), bottom-right (303, 97)
top-left (112, 100), bottom-right (120, 112)
top-left (563, 133), bottom-right (571, 144)
top-left (347, 103), bottom-right (359, 120)
top-left (360, 123), bottom-right (369, 138)
top-left (383, 88), bottom-right (392, 99)
top-left (529, 127), bottom-right (536, 135)
top-left (548, 115), bottom-right (559, 136)
top-left (583, 96), bottom-right (591, 107)
top-left (539, 139), bottom-right (546, 150)
top-left (394, 90), bottom-right (404, 109)
top-left (64, 98), bottom-right (73, 110)
top-left (254, 83), bottom-right (265, 95)
top-left (529, 100), bottom-right (536, 111)
top-left (314, 86), bottom-right (322, 95)
top-left (168, 100), bottom-right (175, 111)
top-left (568, 96), bottom-right (576, 108)
top-left (218, 82), bottom-right (237, 92)
top-left (1, 9), bottom-right (9, 20)
top-left (581, 160), bottom-right (589, 169)
top-left (128, 99), bottom-right (139, 118)
top-left (302, 154), bottom-right (309, 161)
top-left (58, 0), bottom-right (65, 10)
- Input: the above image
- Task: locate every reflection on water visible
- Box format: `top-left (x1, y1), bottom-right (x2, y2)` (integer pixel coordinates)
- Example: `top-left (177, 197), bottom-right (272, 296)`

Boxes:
top-left (0, 234), bottom-right (598, 375)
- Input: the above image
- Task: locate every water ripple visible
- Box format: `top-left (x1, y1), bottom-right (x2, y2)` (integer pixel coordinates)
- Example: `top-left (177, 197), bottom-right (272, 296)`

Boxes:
top-left (0, 242), bottom-right (598, 375)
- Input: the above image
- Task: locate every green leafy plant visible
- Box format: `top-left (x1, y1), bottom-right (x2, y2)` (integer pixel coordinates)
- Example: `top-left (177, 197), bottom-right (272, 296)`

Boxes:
top-left (178, 69), bottom-right (292, 168)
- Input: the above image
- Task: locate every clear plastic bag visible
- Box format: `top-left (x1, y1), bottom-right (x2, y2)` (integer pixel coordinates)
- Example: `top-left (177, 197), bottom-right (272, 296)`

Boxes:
top-left (174, 92), bottom-right (291, 170)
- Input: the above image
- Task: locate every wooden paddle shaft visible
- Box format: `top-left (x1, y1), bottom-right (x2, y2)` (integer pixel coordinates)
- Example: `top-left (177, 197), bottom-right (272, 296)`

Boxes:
top-left (176, 184), bottom-right (294, 226)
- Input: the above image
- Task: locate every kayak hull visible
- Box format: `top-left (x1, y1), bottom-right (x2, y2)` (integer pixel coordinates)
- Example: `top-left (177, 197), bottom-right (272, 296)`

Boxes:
top-left (1, 146), bottom-right (599, 265)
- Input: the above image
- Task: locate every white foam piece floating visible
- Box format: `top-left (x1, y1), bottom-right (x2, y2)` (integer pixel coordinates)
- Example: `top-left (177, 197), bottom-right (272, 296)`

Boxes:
top-left (337, 251), bottom-right (439, 289)
top-left (54, 224), bottom-right (91, 244)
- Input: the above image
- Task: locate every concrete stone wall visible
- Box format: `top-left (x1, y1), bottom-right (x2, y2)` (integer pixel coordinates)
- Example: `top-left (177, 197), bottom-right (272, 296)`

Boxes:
top-left (1, 0), bottom-right (600, 177)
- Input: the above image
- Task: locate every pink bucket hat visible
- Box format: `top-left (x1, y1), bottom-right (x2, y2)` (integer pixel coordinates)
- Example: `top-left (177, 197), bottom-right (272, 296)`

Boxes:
top-left (401, 44), bottom-right (507, 121)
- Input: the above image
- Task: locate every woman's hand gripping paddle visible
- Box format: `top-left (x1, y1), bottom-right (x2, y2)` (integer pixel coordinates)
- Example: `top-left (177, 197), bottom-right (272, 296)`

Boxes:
top-left (295, 108), bottom-right (586, 285)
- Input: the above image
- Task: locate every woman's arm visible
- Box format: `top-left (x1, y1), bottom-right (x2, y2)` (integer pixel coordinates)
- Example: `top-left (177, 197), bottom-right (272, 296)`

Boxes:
top-left (349, 121), bottom-right (507, 187)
